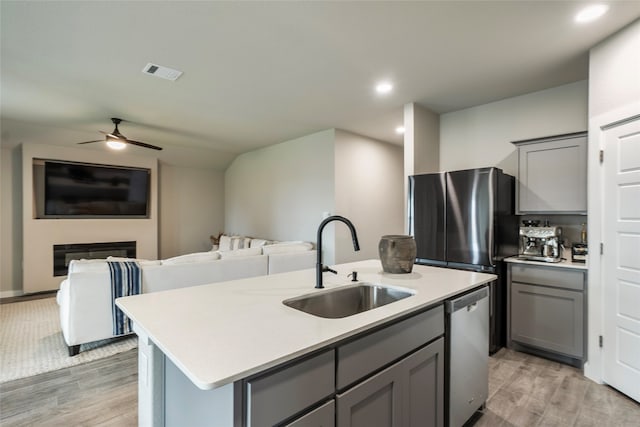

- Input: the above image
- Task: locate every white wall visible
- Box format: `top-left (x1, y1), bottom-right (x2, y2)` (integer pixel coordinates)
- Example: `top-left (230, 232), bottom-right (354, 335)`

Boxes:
top-left (440, 80), bottom-right (588, 176)
top-left (335, 130), bottom-right (404, 263)
top-left (585, 19), bottom-right (640, 383)
top-left (159, 163), bottom-right (225, 258)
top-left (224, 129), bottom-right (335, 256)
top-left (404, 103), bottom-right (440, 176)
top-left (21, 143), bottom-right (159, 293)
top-left (589, 19), bottom-right (640, 118)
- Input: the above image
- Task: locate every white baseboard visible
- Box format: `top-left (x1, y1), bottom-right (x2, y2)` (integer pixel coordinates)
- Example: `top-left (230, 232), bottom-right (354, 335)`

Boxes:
top-left (0, 290), bottom-right (24, 299)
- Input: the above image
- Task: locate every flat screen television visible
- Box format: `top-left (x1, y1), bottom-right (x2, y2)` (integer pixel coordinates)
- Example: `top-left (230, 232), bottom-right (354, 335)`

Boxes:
top-left (39, 160), bottom-right (151, 218)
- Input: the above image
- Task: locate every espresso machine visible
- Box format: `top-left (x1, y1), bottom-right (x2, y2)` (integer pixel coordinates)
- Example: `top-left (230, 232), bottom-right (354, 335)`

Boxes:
top-left (519, 224), bottom-right (562, 263)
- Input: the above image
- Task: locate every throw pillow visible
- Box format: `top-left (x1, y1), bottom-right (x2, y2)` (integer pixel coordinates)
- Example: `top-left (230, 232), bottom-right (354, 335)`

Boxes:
top-left (219, 235), bottom-right (232, 251)
top-left (249, 238), bottom-right (270, 248)
top-left (219, 235), bottom-right (252, 251)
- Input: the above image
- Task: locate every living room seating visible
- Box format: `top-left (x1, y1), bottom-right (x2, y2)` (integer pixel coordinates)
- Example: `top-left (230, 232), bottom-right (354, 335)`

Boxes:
top-left (56, 239), bottom-right (316, 356)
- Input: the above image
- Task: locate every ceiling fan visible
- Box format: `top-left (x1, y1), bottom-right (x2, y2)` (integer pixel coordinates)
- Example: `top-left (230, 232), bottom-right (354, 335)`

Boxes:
top-left (78, 118), bottom-right (162, 151)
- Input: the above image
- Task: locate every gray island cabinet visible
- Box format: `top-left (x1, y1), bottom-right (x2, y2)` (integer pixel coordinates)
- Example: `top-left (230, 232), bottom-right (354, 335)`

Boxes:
top-left (116, 260), bottom-right (495, 427)
top-left (242, 305), bottom-right (444, 427)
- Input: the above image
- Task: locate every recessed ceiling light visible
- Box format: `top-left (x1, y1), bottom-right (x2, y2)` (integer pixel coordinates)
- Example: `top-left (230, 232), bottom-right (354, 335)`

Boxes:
top-left (375, 81), bottom-right (393, 94)
top-left (575, 4), bottom-right (609, 23)
top-left (395, 126), bottom-right (405, 134)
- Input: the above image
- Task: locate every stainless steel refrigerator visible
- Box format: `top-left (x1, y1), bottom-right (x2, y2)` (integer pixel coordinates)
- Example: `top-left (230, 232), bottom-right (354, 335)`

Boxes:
top-left (408, 167), bottom-right (518, 353)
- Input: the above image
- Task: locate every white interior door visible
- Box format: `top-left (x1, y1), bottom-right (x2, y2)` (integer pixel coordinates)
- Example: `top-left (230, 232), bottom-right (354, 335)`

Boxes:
top-left (603, 115), bottom-right (640, 402)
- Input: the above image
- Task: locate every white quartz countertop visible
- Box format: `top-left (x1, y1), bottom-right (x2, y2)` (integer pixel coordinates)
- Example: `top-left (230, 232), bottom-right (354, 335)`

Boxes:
top-left (504, 255), bottom-right (588, 270)
top-left (116, 259), bottom-right (496, 391)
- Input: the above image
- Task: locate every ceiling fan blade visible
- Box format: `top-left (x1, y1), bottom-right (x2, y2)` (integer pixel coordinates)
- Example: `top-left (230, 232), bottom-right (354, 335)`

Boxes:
top-left (124, 139), bottom-right (163, 151)
top-left (80, 118), bottom-right (161, 150)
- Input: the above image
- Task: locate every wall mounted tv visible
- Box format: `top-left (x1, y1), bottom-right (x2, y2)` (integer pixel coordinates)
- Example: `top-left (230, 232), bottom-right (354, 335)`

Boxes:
top-left (34, 159), bottom-right (151, 219)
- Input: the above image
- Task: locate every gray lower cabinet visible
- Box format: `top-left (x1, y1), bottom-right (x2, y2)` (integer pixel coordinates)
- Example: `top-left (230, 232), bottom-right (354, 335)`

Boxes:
top-left (245, 350), bottom-right (335, 427)
top-left (336, 338), bottom-right (444, 427)
top-left (508, 263), bottom-right (586, 363)
top-left (244, 305), bottom-right (445, 427)
top-left (512, 131), bottom-right (587, 214)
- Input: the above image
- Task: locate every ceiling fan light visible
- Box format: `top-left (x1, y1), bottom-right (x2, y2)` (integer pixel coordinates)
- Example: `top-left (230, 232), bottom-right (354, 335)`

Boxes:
top-left (106, 139), bottom-right (126, 150)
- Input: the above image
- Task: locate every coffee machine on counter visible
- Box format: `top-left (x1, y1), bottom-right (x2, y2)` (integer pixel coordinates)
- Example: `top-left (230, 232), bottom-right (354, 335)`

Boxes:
top-left (518, 220), bottom-right (563, 263)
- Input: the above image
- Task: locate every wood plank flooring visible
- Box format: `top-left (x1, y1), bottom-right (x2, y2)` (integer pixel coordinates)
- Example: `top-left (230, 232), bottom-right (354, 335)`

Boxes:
top-left (0, 350), bottom-right (137, 426)
top-left (1, 346), bottom-right (638, 426)
top-left (478, 348), bottom-right (640, 427)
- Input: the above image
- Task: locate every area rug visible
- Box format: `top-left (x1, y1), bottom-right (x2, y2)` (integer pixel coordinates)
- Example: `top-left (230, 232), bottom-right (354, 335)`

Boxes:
top-left (0, 297), bottom-right (137, 383)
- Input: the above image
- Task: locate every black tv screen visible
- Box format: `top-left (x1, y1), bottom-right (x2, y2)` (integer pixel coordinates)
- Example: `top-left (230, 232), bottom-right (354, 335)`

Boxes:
top-left (44, 161), bottom-right (150, 218)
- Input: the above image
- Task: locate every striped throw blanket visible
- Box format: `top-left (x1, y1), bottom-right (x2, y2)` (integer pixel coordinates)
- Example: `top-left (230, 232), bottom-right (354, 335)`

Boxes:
top-left (107, 261), bottom-right (141, 336)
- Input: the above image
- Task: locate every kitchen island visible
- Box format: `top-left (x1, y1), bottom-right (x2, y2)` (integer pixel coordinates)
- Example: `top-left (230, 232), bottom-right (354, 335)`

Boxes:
top-left (117, 259), bottom-right (496, 426)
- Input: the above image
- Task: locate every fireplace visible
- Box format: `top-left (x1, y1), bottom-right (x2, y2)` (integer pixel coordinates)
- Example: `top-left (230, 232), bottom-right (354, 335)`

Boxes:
top-left (53, 241), bottom-right (136, 276)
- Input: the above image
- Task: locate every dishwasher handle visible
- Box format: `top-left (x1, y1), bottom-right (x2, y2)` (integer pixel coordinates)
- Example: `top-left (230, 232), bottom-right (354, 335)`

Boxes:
top-left (446, 285), bottom-right (489, 314)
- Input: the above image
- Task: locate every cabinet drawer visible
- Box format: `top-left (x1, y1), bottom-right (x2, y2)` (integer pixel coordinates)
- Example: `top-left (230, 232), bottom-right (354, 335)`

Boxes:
top-left (285, 400), bottom-right (335, 427)
top-left (510, 264), bottom-right (584, 291)
top-left (337, 305), bottom-right (443, 390)
top-left (247, 350), bottom-right (334, 427)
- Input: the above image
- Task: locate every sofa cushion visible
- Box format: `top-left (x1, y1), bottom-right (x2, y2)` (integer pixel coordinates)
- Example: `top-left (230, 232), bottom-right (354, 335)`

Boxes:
top-left (262, 242), bottom-right (314, 255)
top-left (68, 259), bottom-right (109, 274)
top-left (162, 251), bottom-right (221, 265)
top-left (219, 247), bottom-right (263, 258)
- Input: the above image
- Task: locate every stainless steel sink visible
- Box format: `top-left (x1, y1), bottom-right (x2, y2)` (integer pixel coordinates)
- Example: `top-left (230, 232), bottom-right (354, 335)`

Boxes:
top-left (283, 283), bottom-right (415, 319)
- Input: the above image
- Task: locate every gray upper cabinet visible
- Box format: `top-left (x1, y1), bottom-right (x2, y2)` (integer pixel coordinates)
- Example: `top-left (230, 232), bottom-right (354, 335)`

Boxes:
top-left (512, 131), bottom-right (587, 214)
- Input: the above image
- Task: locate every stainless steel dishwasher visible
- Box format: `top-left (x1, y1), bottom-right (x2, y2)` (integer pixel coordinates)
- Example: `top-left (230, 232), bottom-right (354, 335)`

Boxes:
top-left (446, 285), bottom-right (490, 427)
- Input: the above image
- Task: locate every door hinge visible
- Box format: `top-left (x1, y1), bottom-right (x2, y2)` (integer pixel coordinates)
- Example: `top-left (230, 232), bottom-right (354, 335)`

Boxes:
top-left (599, 150), bottom-right (604, 163)
top-left (599, 335), bottom-right (603, 348)
top-left (600, 243), bottom-right (604, 255)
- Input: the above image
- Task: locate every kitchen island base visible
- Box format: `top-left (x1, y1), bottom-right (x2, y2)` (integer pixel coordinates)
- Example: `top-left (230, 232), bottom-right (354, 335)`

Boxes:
top-left (118, 260), bottom-right (497, 426)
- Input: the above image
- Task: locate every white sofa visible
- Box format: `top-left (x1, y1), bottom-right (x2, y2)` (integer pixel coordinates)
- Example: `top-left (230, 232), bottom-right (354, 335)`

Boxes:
top-left (57, 244), bottom-right (316, 356)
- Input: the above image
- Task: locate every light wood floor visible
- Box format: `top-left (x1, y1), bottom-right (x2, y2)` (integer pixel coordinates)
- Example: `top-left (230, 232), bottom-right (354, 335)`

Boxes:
top-left (0, 350), bottom-right (138, 426)
top-left (1, 347), bottom-right (638, 426)
top-left (478, 348), bottom-right (640, 427)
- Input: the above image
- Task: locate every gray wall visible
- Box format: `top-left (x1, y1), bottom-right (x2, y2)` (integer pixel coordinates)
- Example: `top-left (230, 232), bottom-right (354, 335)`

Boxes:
top-left (224, 129), bottom-right (336, 256)
top-left (439, 80), bottom-right (588, 176)
top-left (0, 147), bottom-right (22, 297)
top-left (159, 163), bottom-right (225, 258)
top-left (335, 130), bottom-right (404, 263)
top-left (224, 129), bottom-right (404, 266)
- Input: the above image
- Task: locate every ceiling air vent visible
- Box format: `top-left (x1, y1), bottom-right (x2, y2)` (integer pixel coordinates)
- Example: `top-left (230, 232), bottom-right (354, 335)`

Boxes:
top-left (142, 63), bottom-right (183, 81)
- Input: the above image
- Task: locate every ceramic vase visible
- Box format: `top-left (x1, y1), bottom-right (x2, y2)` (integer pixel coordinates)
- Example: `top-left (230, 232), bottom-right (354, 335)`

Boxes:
top-left (378, 235), bottom-right (416, 274)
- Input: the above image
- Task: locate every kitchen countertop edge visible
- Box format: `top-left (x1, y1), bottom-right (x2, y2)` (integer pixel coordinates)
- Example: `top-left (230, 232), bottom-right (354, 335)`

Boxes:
top-left (504, 256), bottom-right (588, 270)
